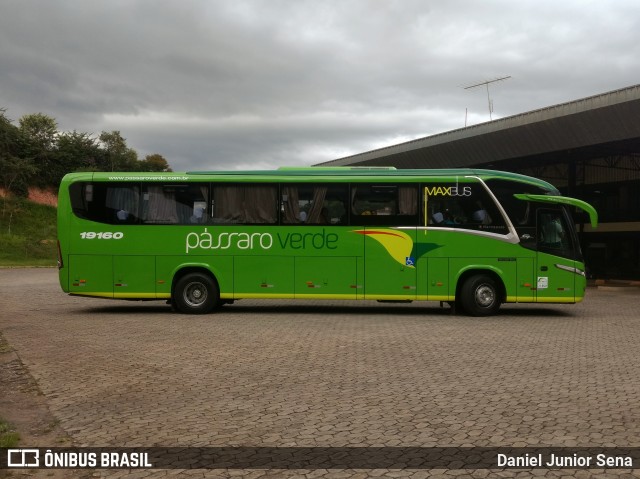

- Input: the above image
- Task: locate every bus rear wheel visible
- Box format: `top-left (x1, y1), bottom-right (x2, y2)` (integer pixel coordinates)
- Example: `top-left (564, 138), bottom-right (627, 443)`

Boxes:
top-left (173, 272), bottom-right (219, 314)
top-left (460, 274), bottom-right (501, 317)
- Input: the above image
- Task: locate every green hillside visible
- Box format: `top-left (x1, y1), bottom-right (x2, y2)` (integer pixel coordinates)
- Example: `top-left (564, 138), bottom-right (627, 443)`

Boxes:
top-left (0, 197), bottom-right (57, 266)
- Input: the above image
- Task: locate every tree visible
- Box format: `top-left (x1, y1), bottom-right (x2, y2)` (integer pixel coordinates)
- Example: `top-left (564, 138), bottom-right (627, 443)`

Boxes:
top-left (0, 108), bottom-right (175, 190)
top-left (0, 155), bottom-right (38, 199)
top-left (19, 113), bottom-right (58, 151)
top-left (99, 130), bottom-right (130, 171)
top-left (0, 109), bottom-right (21, 159)
top-left (19, 113), bottom-right (58, 187)
top-left (54, 130), bottom-right (104, 179)
top-left (0, 109), bottom-right (36, 197)
top-left (139, 153), bottom-right (172, 172)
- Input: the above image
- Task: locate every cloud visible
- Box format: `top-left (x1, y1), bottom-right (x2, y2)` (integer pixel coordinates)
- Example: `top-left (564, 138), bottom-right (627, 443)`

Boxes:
top-left (1, 0), bottom-right (639, 171)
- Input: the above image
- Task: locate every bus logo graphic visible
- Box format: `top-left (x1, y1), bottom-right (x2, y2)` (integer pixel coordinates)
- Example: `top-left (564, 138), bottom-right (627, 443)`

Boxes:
top-left (7, 449), bottom-right (39, 467)
top-left (355, 229), bottom-right (415, 268)
top-left (424, 185), bottom-right (472, 197)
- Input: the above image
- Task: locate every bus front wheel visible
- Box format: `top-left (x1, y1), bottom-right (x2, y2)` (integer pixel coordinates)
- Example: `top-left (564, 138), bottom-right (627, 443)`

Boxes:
top-left (460, 274), bottom-right (501, 317)
top-left (173, 272), bottom-right (219, 314)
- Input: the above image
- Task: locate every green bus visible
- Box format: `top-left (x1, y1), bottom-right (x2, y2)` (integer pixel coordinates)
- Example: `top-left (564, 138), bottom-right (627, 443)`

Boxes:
top-left (57, 167), bottom-right (598, 316)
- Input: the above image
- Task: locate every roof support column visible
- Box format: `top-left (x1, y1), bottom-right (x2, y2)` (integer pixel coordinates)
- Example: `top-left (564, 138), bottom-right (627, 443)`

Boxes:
top-left (567, 154), bottom-right (577, 197)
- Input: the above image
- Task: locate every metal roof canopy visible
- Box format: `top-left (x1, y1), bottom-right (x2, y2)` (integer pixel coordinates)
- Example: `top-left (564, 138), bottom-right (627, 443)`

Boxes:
top-left (320, 84), bottom-right (640, 170)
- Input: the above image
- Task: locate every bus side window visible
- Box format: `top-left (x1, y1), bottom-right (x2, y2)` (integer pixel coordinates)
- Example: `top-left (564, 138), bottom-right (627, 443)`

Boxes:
top-left (105, 186), bottom-right (139, 224)
top-left (212, 184), bottom-right (278, 224)
top-left (351, 184), bottom-right (418, 226)
top-left (142, 186), bottom-right (179, 224)
top-left (281, 184), bottom-right (348, 225)
top-left (423, 182), bottom-right (507, 233)
top-left (138, 184), bottom-right (209, 224)
top-left (69, 183), bottom-right (141, 224)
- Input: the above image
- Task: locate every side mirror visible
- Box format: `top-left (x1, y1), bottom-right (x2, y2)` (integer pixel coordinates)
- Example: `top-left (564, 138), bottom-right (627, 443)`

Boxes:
top-left (519, 233), bottom-right (537, 250)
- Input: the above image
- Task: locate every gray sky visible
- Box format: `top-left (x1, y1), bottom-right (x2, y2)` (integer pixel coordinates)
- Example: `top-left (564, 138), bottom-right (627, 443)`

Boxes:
top-left (2, 0), bottom-right (639, 171)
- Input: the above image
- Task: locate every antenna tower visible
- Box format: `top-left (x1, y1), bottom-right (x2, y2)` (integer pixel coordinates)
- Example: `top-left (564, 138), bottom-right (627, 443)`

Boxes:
top-left (464, 75), bottom-right (511, 120)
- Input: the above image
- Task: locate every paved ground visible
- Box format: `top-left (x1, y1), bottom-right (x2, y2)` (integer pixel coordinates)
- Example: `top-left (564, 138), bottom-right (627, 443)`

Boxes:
top-left (0, 268), bottom-right (639, 478)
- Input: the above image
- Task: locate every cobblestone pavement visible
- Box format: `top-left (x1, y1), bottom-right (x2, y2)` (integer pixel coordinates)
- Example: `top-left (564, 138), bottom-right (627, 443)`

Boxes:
top-left (1, 268), bottom-right (639, 478)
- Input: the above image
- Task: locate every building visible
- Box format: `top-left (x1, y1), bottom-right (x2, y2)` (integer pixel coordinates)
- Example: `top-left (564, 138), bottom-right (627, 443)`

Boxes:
top-left (320, 84), bottom-right (640, 279)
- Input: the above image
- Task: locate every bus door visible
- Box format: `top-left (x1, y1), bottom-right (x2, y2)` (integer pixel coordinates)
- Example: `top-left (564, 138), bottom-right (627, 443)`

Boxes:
top-left (362, 227), bottom-right (418, 300)
top-left (534, 208), bottom-right (577, 303)
top-left (512, 194), bottom-right (597, 304)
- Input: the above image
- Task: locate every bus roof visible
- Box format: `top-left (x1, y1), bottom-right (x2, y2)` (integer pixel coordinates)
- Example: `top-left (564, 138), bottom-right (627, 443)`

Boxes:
top-left (64, 167), bottom-right (558, 191)
top-left (192, 167), bottom-right (554, 186)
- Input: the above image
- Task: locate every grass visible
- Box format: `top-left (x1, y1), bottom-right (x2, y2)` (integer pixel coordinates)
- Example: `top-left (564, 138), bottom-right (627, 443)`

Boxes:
top-left (0, 418), bottom-right (20, 447)
top-left (0, 196), bottom-right (57, 267)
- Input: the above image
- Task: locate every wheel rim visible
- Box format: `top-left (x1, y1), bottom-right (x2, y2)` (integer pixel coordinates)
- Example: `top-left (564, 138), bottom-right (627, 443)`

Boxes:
top-left (474, 284), bottom-right (495, 308)
top-left (183, 281), bottom-right (208, 308)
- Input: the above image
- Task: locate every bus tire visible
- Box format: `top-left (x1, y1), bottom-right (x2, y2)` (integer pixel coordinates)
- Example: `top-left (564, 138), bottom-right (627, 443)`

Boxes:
top-left (460, 274), bottom-right (501, 317)
top-left (173, 272), bottom-right (219, 314)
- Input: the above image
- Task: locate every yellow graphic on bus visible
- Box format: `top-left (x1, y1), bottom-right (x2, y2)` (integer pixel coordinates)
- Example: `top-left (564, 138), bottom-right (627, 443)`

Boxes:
top-left (355, 229), bottom-right (415, 268)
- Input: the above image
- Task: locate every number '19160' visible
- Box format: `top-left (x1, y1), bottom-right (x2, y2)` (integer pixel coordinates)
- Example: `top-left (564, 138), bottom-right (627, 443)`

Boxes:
top-left (80, 232), bottom-right (124, 239)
